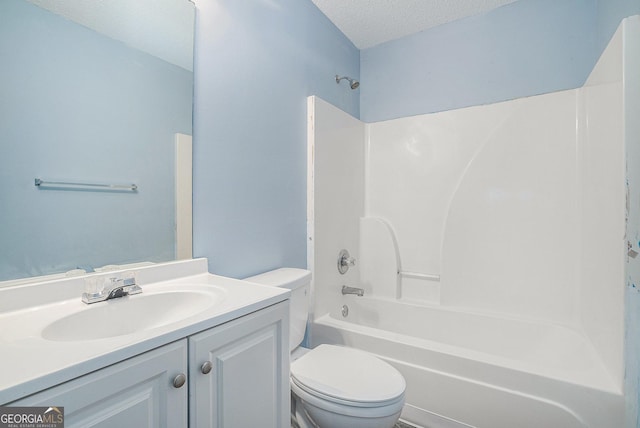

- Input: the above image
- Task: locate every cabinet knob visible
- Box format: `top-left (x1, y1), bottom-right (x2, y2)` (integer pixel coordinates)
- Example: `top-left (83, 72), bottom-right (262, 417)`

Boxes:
top-left (201, 361), bottom-right (213, 375)
top-left (173, 373), bottom-right (187, 388)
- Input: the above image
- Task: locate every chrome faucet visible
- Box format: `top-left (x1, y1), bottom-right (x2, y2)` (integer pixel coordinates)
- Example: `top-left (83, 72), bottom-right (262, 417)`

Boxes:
top-left (82, 273), bottom-right (141, 304)
top-left (337, 249), bottom-right (356, 274)
top-left (342, 285), bottom-right (364, 296)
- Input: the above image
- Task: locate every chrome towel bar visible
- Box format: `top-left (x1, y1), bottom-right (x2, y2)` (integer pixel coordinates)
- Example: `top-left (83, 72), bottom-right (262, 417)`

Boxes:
top-left (34, 178), bottom-right (138, 192)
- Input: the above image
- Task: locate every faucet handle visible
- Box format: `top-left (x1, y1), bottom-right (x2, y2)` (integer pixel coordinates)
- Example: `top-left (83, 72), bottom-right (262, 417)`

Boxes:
top-left (121, 272), bottom-right (142, 295)
top-left (337, 249), bottom-right (356, 274)
top-left (105, 272), bottom-right (136, 289)
top-left (84, 277), bottom-right (100, 294)
top-left (105, 272), bottom-right (141, 299)
top-left (121, 272), bottom-right (137, 287)
top-left (82, 277), bottom-right (106, 304)
top-left (341, 256), bottom-right (356, 267)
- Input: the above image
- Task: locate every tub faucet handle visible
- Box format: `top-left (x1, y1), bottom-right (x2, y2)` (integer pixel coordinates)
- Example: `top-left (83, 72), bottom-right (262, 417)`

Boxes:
top-left (338, 249), bottom-right (356, 274)
top-left (342, 256), bottom-right (356, 267)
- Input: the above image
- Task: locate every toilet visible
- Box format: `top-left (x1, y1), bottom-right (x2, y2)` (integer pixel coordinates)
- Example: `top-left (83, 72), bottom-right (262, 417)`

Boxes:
top-left (245, 268), bottom-right (406, 428)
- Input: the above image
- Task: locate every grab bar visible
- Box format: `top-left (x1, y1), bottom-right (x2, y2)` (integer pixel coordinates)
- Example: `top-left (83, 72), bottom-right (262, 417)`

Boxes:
top-left (399, 271), bottom-right (440, 281)
top-left (35, 178), bottom-right (138, 192)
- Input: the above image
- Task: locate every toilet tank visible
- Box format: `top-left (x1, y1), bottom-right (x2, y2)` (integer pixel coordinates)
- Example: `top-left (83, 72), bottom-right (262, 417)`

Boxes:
top-left (245, 268), bottom-right (311, 352)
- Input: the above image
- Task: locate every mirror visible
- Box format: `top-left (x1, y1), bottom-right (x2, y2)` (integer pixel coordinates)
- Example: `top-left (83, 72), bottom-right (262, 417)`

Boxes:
top-left (0, 0), bottom-right (195, 283)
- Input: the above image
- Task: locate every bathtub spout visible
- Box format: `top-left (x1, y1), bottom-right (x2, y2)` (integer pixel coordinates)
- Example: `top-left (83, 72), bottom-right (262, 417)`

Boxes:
top-left (342, 285), bottom-right (364, 296)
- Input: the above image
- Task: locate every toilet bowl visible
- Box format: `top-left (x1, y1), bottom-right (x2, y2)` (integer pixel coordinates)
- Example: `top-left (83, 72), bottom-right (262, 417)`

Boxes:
top-left (245, 268), bottom-right (406, 428)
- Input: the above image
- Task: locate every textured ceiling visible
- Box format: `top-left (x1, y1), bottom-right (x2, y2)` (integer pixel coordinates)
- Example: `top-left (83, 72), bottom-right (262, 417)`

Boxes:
top-left (25, 0), bottom-right (194, 70)
top-left (311, 0), bottom-right (519, 49)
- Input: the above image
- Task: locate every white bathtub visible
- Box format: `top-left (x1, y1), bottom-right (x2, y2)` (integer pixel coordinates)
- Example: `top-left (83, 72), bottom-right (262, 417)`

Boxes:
top-left (310, 296), bottom-right (624, 428)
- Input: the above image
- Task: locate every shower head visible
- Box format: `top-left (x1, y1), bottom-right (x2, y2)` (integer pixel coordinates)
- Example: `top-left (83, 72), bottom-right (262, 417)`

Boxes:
top-left (336, 75), bottom-right (359, 90)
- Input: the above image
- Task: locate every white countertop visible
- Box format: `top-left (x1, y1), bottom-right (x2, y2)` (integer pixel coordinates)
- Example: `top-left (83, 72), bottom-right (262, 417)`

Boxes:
top-left (0, 259), bottom-right (289, 404)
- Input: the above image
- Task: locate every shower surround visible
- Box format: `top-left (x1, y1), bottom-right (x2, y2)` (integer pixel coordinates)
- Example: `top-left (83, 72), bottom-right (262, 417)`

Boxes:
top-left (307, 17), bottom-right (639, 428)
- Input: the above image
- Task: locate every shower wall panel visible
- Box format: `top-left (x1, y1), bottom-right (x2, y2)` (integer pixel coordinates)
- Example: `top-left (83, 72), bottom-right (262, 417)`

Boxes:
top-left (621, 16), bottom-right (640, 428)
top-left (307, 96), bottom-right (365, 321)
top-left (438, 90), bottom-right (580, 325)
top-left (366, 89), bottom-right (581, 326)
top-left (580, 23), bottom-right (625, 390)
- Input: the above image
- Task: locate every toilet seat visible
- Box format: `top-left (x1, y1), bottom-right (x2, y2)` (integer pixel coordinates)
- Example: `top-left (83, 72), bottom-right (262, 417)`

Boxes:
top-left (291, 377), bottom-right (405, 410)
top-left (291, 378), bottom-right (405, 420)
top-left (291, 344), bottom-right (406, 408)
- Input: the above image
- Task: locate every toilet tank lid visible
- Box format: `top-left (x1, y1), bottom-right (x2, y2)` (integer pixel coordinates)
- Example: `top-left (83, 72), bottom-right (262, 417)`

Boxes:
top-left (245, 268), bottom-right (311, 290)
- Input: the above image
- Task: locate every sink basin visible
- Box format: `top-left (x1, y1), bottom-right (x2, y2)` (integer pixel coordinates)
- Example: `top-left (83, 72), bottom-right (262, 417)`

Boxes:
top-left (42, 289), bottom-right (223, 341)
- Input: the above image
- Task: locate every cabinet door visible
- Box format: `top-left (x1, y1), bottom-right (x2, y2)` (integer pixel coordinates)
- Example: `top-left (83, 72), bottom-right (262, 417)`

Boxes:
top-left (11, 340), bottom-right (188, 428)
top-left (189, 302), bottom-right (290, 428)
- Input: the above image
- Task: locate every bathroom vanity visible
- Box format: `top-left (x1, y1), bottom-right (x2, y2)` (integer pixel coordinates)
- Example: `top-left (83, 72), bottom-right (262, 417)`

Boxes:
top-left (0, 259), bottom-right (290, 428)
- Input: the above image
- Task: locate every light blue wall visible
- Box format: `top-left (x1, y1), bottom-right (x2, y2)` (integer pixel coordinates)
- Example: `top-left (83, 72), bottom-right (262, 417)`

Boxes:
top-left (360, 0), bottom-right (640, 123)
top-left (597, 0), bottom-right (640, 54)
top-left (0, 0), bottom-right (193, 281)
top-left (360, 0), bottom-right (600, 122)
top-left (192, 0), bottom-right (359, 278)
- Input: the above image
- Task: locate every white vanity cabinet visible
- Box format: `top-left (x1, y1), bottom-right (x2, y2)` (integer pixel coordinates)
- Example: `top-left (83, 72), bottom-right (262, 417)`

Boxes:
top-left (11, 339), bottom-right (189, 427)
top-left (7, 301), bottom-right (289, 428)
top-left (189, 301), bottom-right (290, 428)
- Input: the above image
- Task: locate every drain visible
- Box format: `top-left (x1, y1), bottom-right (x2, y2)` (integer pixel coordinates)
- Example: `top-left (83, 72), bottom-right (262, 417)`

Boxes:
top-left (341, 304), bottom-right (349, 317)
